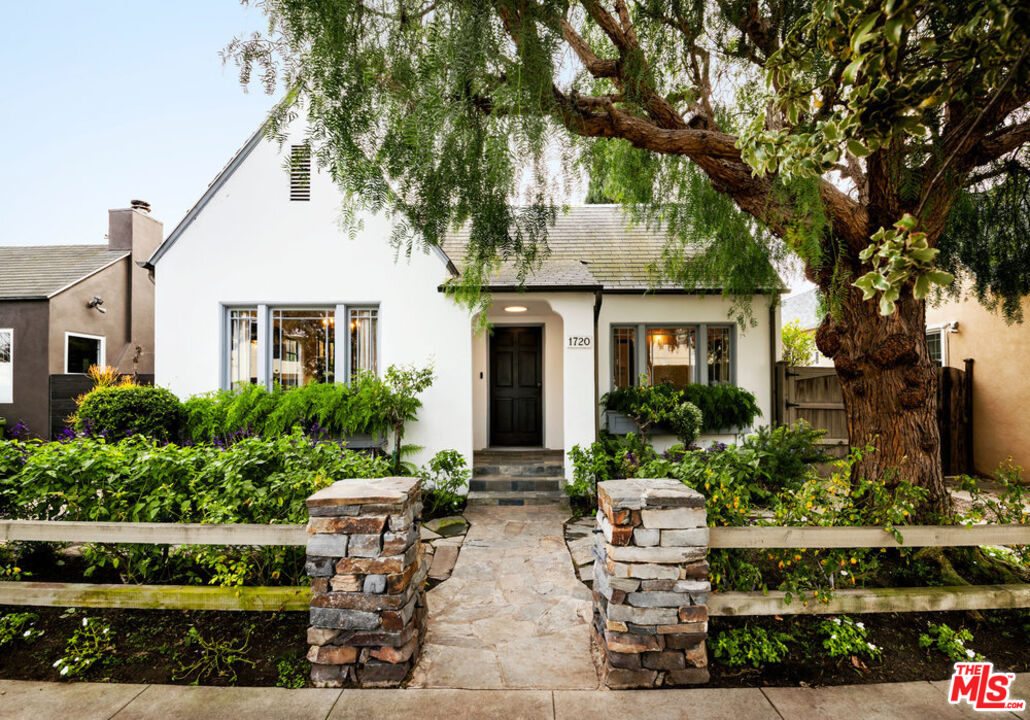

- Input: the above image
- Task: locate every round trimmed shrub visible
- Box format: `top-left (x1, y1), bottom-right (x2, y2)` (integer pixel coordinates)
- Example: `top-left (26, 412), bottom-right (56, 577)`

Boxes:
top-left (667, 401), bottom-right (703, 445)
top-left (74, 385), bottom-right (186, 442)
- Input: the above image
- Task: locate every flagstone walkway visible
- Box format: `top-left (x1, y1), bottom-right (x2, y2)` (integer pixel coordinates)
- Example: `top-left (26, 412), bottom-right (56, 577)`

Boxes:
top-left (408, 505), bottom-right (600, 689)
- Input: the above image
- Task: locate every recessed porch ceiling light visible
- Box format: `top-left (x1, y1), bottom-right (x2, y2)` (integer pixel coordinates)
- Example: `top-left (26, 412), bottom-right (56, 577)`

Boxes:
top-left (504, 305), bottom-right (528, 313)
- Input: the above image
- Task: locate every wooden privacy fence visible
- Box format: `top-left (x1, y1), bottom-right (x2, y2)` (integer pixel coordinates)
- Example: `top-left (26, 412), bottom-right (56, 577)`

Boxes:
top-left (1, 518), bottom-right (1029, 617)
top-left (773, 360), bottom-right (974, 475)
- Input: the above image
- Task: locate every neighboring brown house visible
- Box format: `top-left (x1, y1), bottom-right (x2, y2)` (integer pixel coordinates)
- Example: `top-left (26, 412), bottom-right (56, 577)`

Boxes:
top-left (0, 203), bottom-right (161, 438)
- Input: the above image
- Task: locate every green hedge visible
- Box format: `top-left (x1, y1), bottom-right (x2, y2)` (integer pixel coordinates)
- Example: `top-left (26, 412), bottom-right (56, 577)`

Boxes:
top-left (0, 433), bottom-right (391, 586)
top-left (74, 385), bottom-right (186, 442)
top-left (602, 382), bottom-right (761, 433)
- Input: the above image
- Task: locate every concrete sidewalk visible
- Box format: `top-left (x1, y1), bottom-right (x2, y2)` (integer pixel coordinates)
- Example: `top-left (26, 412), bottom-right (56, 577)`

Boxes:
top-left (1, 677), bottom-right (1027, 720)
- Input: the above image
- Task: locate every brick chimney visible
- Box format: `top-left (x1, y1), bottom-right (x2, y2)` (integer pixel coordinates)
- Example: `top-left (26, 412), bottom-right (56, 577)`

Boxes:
top-left (108, 203), bottom-right (162, 374)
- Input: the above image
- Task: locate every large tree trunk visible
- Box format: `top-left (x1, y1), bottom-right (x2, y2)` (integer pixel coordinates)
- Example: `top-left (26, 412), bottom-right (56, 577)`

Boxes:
top-left (815, 286), bottom-right (950, 519)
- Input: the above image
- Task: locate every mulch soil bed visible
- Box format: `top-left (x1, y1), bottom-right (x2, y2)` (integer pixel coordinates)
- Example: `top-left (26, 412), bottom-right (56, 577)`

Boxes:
top-left (2, 607), bottom-right (1027, 687)
top-left (0, 607), bottom-right (309, 686)
top-left (708, 610), bottom-right (1030, 687)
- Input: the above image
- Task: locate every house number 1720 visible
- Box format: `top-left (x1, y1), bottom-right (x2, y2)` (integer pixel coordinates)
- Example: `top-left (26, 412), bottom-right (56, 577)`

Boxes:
top-left (567, 336), bottom-right (592, 348)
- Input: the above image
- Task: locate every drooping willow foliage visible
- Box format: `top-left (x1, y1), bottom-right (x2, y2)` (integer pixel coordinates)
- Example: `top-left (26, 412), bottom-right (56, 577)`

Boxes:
top-left (223, 0), bottom-right (1030, 323)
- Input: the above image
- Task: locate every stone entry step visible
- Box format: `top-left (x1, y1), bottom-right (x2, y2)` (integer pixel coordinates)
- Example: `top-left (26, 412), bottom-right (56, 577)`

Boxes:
top-left (469, 476), bottom-right (563, 492)
top-left (466, 490), bottom-right (569, 507)
top-left (473, 463), bottom-right (565, 478)
top-left (474, 449), bottom-right (565, 464)
top-left (470, 449), bottom-right (567, 505)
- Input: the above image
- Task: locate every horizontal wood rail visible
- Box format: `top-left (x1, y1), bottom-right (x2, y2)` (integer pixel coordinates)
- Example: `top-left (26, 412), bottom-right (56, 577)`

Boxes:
top-left (709, 583), bottom-right (1030, 616)
top-left (0, 520), bottom-right (307, 546)
top-left (709, 524), bottom-right (1030, 549)
top-left (0, 581), bottom-right (309, 611)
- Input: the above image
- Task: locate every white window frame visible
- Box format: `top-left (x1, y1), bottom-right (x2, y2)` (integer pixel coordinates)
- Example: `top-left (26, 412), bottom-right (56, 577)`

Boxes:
top-left (64, 332), bottom-right (106, 374)
top-left (0, 328), bottom-right (12, 404)
top-left (221, 303), bottom-right (380, 390)
top-left (925, 321), bottom-right (956, 366)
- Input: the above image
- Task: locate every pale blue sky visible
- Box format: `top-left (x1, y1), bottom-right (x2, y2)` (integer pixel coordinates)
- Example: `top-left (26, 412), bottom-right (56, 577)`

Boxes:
top-left (0, 2), bottom-right (274, 247)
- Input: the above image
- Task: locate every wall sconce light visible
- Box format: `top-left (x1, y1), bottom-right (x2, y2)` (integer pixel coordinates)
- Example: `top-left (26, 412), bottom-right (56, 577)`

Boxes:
top-left (86, 296), bottom-right (106, 314)
top-left (504, 305), bottom-right (528, 313)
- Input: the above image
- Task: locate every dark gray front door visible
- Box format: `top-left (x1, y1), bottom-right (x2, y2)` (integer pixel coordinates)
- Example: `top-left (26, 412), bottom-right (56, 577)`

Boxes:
top-left (489, 326), bottom-right (543, 446)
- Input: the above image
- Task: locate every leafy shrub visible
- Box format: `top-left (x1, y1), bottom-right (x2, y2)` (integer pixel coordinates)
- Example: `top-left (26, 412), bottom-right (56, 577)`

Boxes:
top-left (53, 616), bottom-right (115, 678)
top-left (741, 422), bottom-right (833, 494)
top-left (1, 432), bottom-right (391, 586)
top-left (175, 625), bottom-right (256, 684)
top-left (74, 385), bottom-right (186, 442)
top-left (668, 401), bottom-right (703, 446)
top-left (181, 364), bottom-right (435, 472)
top-left (420, 449), bottom-right (469, 518)
top-left (817, 616), bottom-right (880, 660)
top-left (710, 624), bottom-right (792, 667)
top-left (0, 612), bottom-right (43, 648)
top-left (679, 383), bottom-right (761, 431)
top-left (919, 622), bottom-right (983, 662)
top-left (782, 319), bottom-right (817, 366)
top-left (603, 382), bottom-right (759, 434)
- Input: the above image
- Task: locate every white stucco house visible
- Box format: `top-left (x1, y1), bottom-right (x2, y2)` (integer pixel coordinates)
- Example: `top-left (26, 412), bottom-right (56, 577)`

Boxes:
top-left (147, 124), bottom-right (782, 496)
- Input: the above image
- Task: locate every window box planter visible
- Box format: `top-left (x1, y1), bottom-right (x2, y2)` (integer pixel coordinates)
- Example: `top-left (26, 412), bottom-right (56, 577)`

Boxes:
top-left (604, 410), bottom-right (742, 438)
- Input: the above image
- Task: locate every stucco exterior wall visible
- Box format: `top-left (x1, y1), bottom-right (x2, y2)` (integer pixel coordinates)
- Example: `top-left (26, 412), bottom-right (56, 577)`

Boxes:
top-left (597, 293), bottom-right (778, 433)
top-left (0, 300), bottom-right (50, 436)
top-left (48, 260), bottom-right (133, 374)
top-left (926, 293), bottom-right (1030, 475)
top-left (153, 132), bottom-right (473, 468)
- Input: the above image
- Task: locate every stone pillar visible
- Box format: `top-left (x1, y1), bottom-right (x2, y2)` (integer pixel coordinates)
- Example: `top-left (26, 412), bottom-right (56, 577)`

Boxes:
top-left (305, 477), bottom-right (427, 688)
top-left (592, 478), bottom-right (710, 688)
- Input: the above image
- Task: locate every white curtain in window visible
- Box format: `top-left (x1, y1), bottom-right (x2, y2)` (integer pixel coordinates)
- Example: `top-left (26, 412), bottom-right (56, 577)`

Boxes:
top-left (349, 308), bottom-right (378, 379)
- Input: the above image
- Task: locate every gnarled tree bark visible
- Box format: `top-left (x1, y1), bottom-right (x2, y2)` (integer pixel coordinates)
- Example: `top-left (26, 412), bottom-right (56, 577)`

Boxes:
top-left (816, 286), bottom-right (949, 516)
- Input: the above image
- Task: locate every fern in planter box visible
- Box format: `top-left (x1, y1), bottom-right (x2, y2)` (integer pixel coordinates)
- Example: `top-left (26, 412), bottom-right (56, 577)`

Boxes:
top-left (602, 382), bottom-right (759, 437)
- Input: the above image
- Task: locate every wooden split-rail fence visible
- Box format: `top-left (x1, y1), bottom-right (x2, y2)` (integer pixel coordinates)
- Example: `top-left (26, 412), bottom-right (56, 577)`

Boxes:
top-left (1, 519), bottom-right (1028, 616)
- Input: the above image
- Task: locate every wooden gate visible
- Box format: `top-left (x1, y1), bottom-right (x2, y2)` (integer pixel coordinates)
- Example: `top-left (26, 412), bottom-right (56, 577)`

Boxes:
top-left (774, 360), bottom-right (973, 475)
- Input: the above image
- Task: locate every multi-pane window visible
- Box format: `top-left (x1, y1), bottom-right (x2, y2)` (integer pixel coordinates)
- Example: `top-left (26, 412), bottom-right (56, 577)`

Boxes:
top-left (229, 309), bottom-right (258, 387)
top-left (226, 305), bottom-right (377, 389)
top-left (613, 324), bottom-right (734, 388)
top-left (612, 327), bottom-right (636, 389)
top-left (0, 329), bottom-right (11, 404)
top-left (272, 309), bottom-right (335, 387)
top-left (647, 327), bottom-right (696, 386)
top-left (926, 330), bottom-right (943, 365)
top-left (349, 308), bottom-right (378, 379)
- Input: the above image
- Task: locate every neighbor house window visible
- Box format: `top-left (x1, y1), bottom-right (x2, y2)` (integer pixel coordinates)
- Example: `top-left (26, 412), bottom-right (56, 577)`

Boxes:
top-left (926, 330), bottom-right (943, 365)
top-left (612, 327), bottom-right (636, 389)
top-left (613, 323), bottom-right (734, 388)
top-left (65, 333), bottom-right (104, 374)
top-left (229, 309), bottom-right (259, 387)
top-left (0, 329), bottom-right (11, 403)
top-left (348, 307), bottom-right (378, 379)
top-left (272, 308), bottom-right (335, 387)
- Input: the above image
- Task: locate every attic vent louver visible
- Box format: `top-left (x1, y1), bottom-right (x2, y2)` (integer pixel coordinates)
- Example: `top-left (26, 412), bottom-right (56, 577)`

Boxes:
top-left (290, 144), bottom-right (311, 201)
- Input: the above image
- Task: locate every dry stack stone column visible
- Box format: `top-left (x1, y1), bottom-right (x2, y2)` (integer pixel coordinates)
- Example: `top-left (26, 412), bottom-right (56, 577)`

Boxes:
top-left (305, 477), bottom-right (426, 688)
top-left (592, 478), bottom-right (710, 688)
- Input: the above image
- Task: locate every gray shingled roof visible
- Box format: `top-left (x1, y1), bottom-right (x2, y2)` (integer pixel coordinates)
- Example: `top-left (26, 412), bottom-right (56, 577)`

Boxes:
top-left (0, 245), bottom-right (129, 300)
top-left (441, 205), bottom-right (716, 291)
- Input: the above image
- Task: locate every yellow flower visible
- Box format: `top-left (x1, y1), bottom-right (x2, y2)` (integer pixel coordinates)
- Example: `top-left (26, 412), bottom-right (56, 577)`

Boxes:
top-left (850, 557), bottom-right (857, 564)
